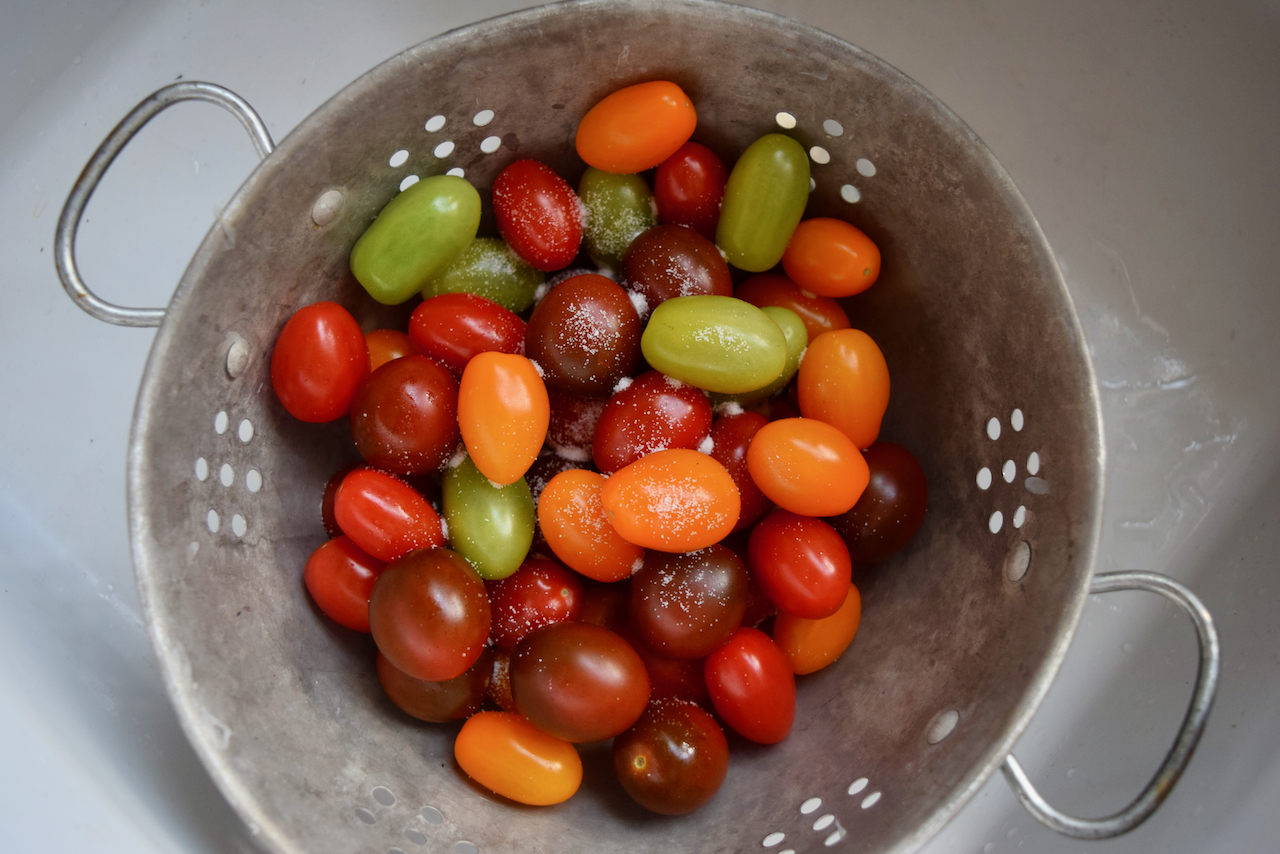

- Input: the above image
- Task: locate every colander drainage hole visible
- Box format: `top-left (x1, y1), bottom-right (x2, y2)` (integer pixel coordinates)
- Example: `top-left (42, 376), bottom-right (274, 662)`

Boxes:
top-left (1011, 408), bottom-right (1025, 431)
top-left (434, 140), bottom-right (455, 159)
top-left (1027, 451), bottom-right (1041, 475)
top-left (400, 175), bottom-right (420, 192)
top-left (855, 158), bottom-right (876, 177)
top-left (809, 145), bottom-right (830, 165)
top-left (231, 514), bottom-right (247, 538)
top-left (822, 118), bottom-right (843, 136)
top-left (800, 797), bottom-right (822, 814)
top-left (454, 842), bottom-right (479, 854)
top-left (447, 167), bottom-right (466, 178)
top-left (246, 469), bottom-right (262, 492)
top-left (989, 510), bottom-right (1004, 534)
top-left (976, 467), bottom-right (992, 490)
top-left (861, 792), bottom-right (882, 809)
top-left (220, 463), bottom-right (234, 487)
top-left (762, 831), bottom-right (786, 848)
top-left (813, 814), bottom-right (835, 831)
top-left (847, 778), bottom-right (868, 795)
top-left (425, 115), bottom-right (446, 132)
top-left (355, 807), bottom-right (376, 825)
top-left (775, 111), bottom-right (796, 129)
top-left (195, 457), bottom-right (209, 481)
top-left (207, 510), bottom-right (220, 533)
top-left (1005, 540), bottom-right (1031, 582)
top-left (480, 136), bottom-right (502, 154)
top-left (373, 786), bottom-right (395, 806)
top-left (1002, 459), bottom-right (1016, 483)
top-left (986, 416), bottom-right (1001, 440)
top-left (215, 410), bottom-right (229, 434)
top-left (927, 709), bottom-right (960, 744)
top-left (405, 828), bottom-right (428, 845)
top-left (473, 109), bottom-right (495, 126)
top-left (389, 149), bottom-right (409, 168)
top-left (839, 184), bottom-right (861, 203)
top-left (421, 806), bottom-right (444, 824)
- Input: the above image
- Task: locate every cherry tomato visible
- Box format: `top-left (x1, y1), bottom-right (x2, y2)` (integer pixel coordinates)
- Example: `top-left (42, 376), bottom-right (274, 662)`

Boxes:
top-left (704, 627), bottom-right (795, 744)
top-left (408, 292), bottom-right (526, 376)
top-left (350, 355), bottom-right (459, 476)
top-left (492, 160), bottom-right (583, 271)
top-left (271, 301), bottom-right (369, 423)
top-left (577, 583), bottom-right (632, 635)
top-left (772, 583), bottom-right (861, 675)
top-left (365, 328), bottom-right (417, 372)
top-left (525, 274), bottom-right (642, 396)
top-left (592, 370), bottom-right (713, 475)
top-left (454, 711), bottom-right (583, 806)
top-left (745, 417), bottom-right (869, 517)
top-left (600, 449), bottom-right (740, 553)
top-left (578, 168), bottom-right (659, 270)
top-left (546, 389), bottom-right (608, 462)
top-left (486, 557), bottom-right (584, 650)
top-left (333, 468), bottom-right (445, 563)
top-left (797, 329), bottom-right (891, 450)
top-left (321, 462), bottom-right (361, 538)
top-left (828, 442), bottom-right (929, 563)
top-left (628, 546), bottom-right (748, 659)
top-left (303, 535), bottom-right (386, 632)
top-left (487, 648), bottom-right (516, 711)
top-left (734, 273), bottom-right (850, 344)
top-left (457, 352), bottom-right (549, 485)
top-left (716, 133), bottom-right (810, 273)
top-left (510, 621), bottom-right (650, 742)
top-left (376, 647), bottom-right (492, 722)
top-left (423, 236), bottom-right (544, 314)
top-left (613, 698), bottom-right (729, 815)
top-left (575, 80), bottom-right (697, 174)
top-left (368, 547), bottom-right (490, 682)
top-left (441, 454), bottom-right (535, 581)
top-left (635, 647), bottom-right (709, 707)
top-left (536, 468), bottom-right (645, 583)
top-left (653, 141), bottom-right (729, 241)
top-left (747, 510), bottom-right (852, 619)
top-left (782, 217), bottom-right (881, 298)
top-left (707, 411), bottom-right (773, 532)
top-left (620, 224), bottom-right (732, 311)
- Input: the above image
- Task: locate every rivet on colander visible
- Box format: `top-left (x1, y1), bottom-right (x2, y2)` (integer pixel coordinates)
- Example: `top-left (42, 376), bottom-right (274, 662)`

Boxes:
top-left (400, 175), bottom-right (421, 192)
top-left (774, 111), bottom-right (797, 129)
top-left (425, 115), bottom-right (446, 132)
top-left (225, 335), bottom-right (250, 378)
top-left (311, 188), bottom-right (345, 227)
top-left (840, 184), bottom-right (861, 204)
top-left (389, 149), bottom-right (410, 168)
top-left (855, 158), bottom-right (876, 178)
top-left (390, 847), bottom-right (408, 854)
top-left (926, 709), bottom-right (960, 744)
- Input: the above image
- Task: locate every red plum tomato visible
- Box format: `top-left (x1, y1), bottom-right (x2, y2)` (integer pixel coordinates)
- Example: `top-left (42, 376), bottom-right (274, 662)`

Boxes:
top-left (408, 292), bottom-right (526, 376)
top-left (704, 627), bottom-right (795, 744)
top-left (620, 224), bottom-right (732, 311)
top-left (271, 301), bottom-right (369, 422)
top-left (592, 370), bottom-right (713, 475)
top-left (303, 535), bottom-right (386, 632)
top-left (376, 647), bottom-right (492, 723)
top-left (748, 510), bottom-right (852, 619)
top-left (653, 141), bottom-right (729, 242)
top-left (492, 159), bottom-right (584, 272)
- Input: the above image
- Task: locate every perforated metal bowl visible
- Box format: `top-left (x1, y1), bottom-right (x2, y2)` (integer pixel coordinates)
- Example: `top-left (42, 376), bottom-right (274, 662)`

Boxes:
top-left (56, 2), bottom-right (1218, 853)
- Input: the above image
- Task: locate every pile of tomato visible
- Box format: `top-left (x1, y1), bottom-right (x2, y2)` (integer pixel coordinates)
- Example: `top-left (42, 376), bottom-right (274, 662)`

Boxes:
top-left (271, 79), bottom-right (928, 815)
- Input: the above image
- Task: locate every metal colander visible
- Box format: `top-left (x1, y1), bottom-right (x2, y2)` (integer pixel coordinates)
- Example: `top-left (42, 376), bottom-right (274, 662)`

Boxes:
top-left (55, 2), bottom-right (1218, 853)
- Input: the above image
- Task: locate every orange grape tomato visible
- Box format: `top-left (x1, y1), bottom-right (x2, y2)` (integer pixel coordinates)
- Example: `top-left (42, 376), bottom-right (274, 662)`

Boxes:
top-left (745, 417), bottom-right (869, 517)
top-left (797, 329), bottom-right (890, 450)
top-left (365, 328), bottom-right (418, 372)
top-left (733, 272), bottom-right (850, 344)
top-left (536, 468), bottom-right (645, 582)
top-left (600, 448), bottom-right (740, 553)
top-left (575, 80), bottom-right (698, 175)
top-left (454, 711), bottom-right (583, 806)
top-left (781, 218), bottom-right (881, 298)
top-left (773, 583), bottom-right (862, 674)
top-left (458, 352), bottom-right (550, 485)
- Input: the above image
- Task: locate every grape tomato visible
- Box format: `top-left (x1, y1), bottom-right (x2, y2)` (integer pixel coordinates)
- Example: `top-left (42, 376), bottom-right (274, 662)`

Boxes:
top-left (575, 80), bottom-right (697, 175)
top-left (620, 223), bottom-right (732, 310)
top-left (772, 583), bottom-right (862, 675)
top-left (333, 467), bottom-right (445, 563)
top-left (746, 417), bottom-right (869, 518)
top-left (441, 454), bottom-right (535, 581)
top-left (365, 328), bottom-right (417, 372)
top-left (457, 351), bottom-right (549, 485)
top-left (653, 141), bottom-right (729, 241)
top-left (704, 627), bottom-right (795, 744)
top-left (641, 295), bottom-right (787, 394)
top-left (715, 133), bottom-right (810, 273)
top-left (408, 292), bottom-right (526, 376)
top-left (600, 449), bottom-right (740, 553)
top-left (455, 711), bottom-right (583, 806)
top-left (782, 217), bottom-right (881, 298)
top-left (377, 647), bottom-right (492, 723)
top-left (747, 510), bottom-right (851, 619)
top-left (492, 159), bottom-right (584, 272)
top-left (734, 272), bottom-right (851, 343)
top-left (303, 535), bottom-right (386, 633)
top-left (578, 168), bottom-right (659, 271)
top-left (797, 328), bottom-right (891, 451)
top-left (536, 468), bottom-right (645, 583)
top-left (422, 236), bottom-right (543, 314)
top-left (829, 442), bottom-right (929, 563)
top-left (271, 301), bottom-right (369, 423)
top-left (707, 411), bottom-right (773, 532)
top-left (350, 354), bottom-right (459, 476)
top-left (628, 545), bottom-right (748, 659)
top-left (592, 370), bottom-right (713, 475)
top-left (486, 557), bottom-right (584, 650)
top-left (525, 273), bottom-right (642, 396)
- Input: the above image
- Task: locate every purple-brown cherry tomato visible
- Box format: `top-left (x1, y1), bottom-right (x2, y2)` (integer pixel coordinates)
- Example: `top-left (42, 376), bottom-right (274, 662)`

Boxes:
top-left (613, 698), bottom-right (730, 815)
top-left (620, 224), bottom-right (732, 312)
top-left (524, 274), bottom-right (642, 396)
top-left (828, 442), bottom-right (929, 563)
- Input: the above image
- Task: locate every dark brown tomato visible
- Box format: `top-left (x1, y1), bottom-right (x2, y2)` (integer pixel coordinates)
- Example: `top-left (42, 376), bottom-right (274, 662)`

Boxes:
top-left (350, 355), bottom-right (460, 476)
top-left (708, 410), bottom-right (773, 532)
top-left (635, 647), bottom-right (709, 707)
top-left (486, 557), bottom-right (584, 650)
top-left (487, 648), bottom-right (516, 711)
top-left (592, 370), bottom-right (713, 475)
top-left (828, 442), bottom-right (929, 563)
top-left (620, 224), bottom-right (732, 312)
top-left (546, 389), bottom-right (609, 463)
top-left (376, 647), bottom-right (493, 723)
top-left (628, 545), bottom-right (748, 660)
top-left (369, 547), bottom-right (491, 682)
top-left (525, 274), bottom-right (642, 396)
top-left (612, 698), bottom-right (729, 815)
top-left (576, 582), bottom-right (632, 635)
top-left (510, 621), bottom-right (650, 742)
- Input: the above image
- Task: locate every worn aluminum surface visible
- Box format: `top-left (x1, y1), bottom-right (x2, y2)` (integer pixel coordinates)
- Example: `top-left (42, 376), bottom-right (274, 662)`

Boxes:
top-left (125, 1), bottom-right (1103, 852)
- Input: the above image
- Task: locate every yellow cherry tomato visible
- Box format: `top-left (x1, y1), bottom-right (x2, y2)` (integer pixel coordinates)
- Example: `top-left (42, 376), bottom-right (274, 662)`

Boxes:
top-left (457, 352), bottom-right (549, 485)
top-left (773, 583), bottom-right (862, 674)
top-left (454, 711), bottom-right (583, 805)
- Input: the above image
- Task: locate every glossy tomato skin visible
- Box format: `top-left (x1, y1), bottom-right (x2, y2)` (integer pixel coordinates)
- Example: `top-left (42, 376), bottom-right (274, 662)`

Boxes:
top-left (746, 417), bottom-right (869, 518)
top-left (782, 217), bottom-right (881, 298)
top-left (525, 274), bottom-right (642, 396)
top-left (486, 557), bottom-right (584, 650)
top-left (592, 370), bottom-right (713, 475)
top-left (365, 328), bottom-right (417, 372)
top-left (797, 328), bottom-right (891, 450)
top-left (773, 583), bottom-right (861, 675)
top-left (350, 355), bottom-right (459, 476)
top-left (457, 352), bottom-right (549, 486)
top-left (628, 546), bottom-right (748, 660)
top-left (600, 449), bottom-right (740, 553)
top-left (748, 510), bottom-right (852, 619)
top-left (492, 160), bottom-right (583, 272)
top-left (734, 273), bottom-right (850, 344)
top-left (545, 389), bottom-right (608, 462)
top-left (368, 547), bottom-right (491, 683)
top-left (333, 468), bottom-right (445, 563)
top-left (620, 224), bottom-right (732, 311)
top-left (537, 468), bottom-right (645, 583)
top-left (575, 80), bottom-right (697, 174)
top-left (510, 621), bottom-right (650, 743)
top-left (704, 627), bottom-right (795, 744)
top-left (303, 535), bottom-right (386, 632)
top-left (455, 711), bottom-right (583, 806)
top-left (408, 292), bottom-right (526, 376)
top-left (828, 442), bottom-right (928, 563)
top-left (376, 647), bottom-right (492, 722)
top-left (271, 301), bottom-right (369, 423)
top-left (653, 141), bottom-right (729, 242)
top-left (613, 698), bottom-right (730, 815)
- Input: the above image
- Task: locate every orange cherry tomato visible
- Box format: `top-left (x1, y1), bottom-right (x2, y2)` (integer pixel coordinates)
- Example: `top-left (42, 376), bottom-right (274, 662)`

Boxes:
top-left (576, 80), bottom-right (698, 174)
top-left (454, 711), bottom-right (583, 806)
top-left (797, 329), bottom-right (891, 450)
top-left (745, 417), bottom-right (868, 517)
top-left (733, 272), bottom-right (850, 343)
top-left (457, 352), bottom-right (550, 485)
top-left (537, 468), bottom-right (645, 582)
top-left (600, 448), bottom-right (739, 553)
top-left (365, 328), bottom-right (418, 372)
top-left (772, 583), bottom-right (862, 674)
top-left (781, 218), bottom-right (881, 298)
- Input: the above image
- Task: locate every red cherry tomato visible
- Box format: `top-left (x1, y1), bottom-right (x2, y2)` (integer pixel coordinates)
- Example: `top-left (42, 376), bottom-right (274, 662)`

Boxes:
top-left (747, 510), bottom-right (852, 619)
top-left (407, 292), bottom-right (526, 376)
top-left (486, 557), bottom-right (584, 650)
top-left (349, 355), bottom-right (460, 476)
top-left (628, 545), bottom-right (748, 659)
top-left (576, 80), bottom-right (698, 174)
top-left (302, 535), bottom-right (386, 632)
top-left (368, 547), bottom-right (491, 682)
top-left (653, 141), bottom-right (729, 241)
top-left (704, 627), bottom-right (795, 744)
top-left (333, 468), bottom-right (445, 562)
top-left (707, 410), bottom-right (772, 532)
top-left (734, 273), bottom-right (850, 344)
top-left (271, 301), bottom-right (369, 422)
top-left (545, 389), bottom-right (608, 462)
top-left (592, 370), bottom-right (713, 475)
top-left (492, 160), bottom-right (584, 271)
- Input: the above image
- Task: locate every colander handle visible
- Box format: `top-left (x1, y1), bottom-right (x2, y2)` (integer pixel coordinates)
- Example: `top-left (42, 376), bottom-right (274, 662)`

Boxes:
top-left (1001, 569), bottom-right (1220, 839)
top-left (55, 81), bottom-right (275, 327)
